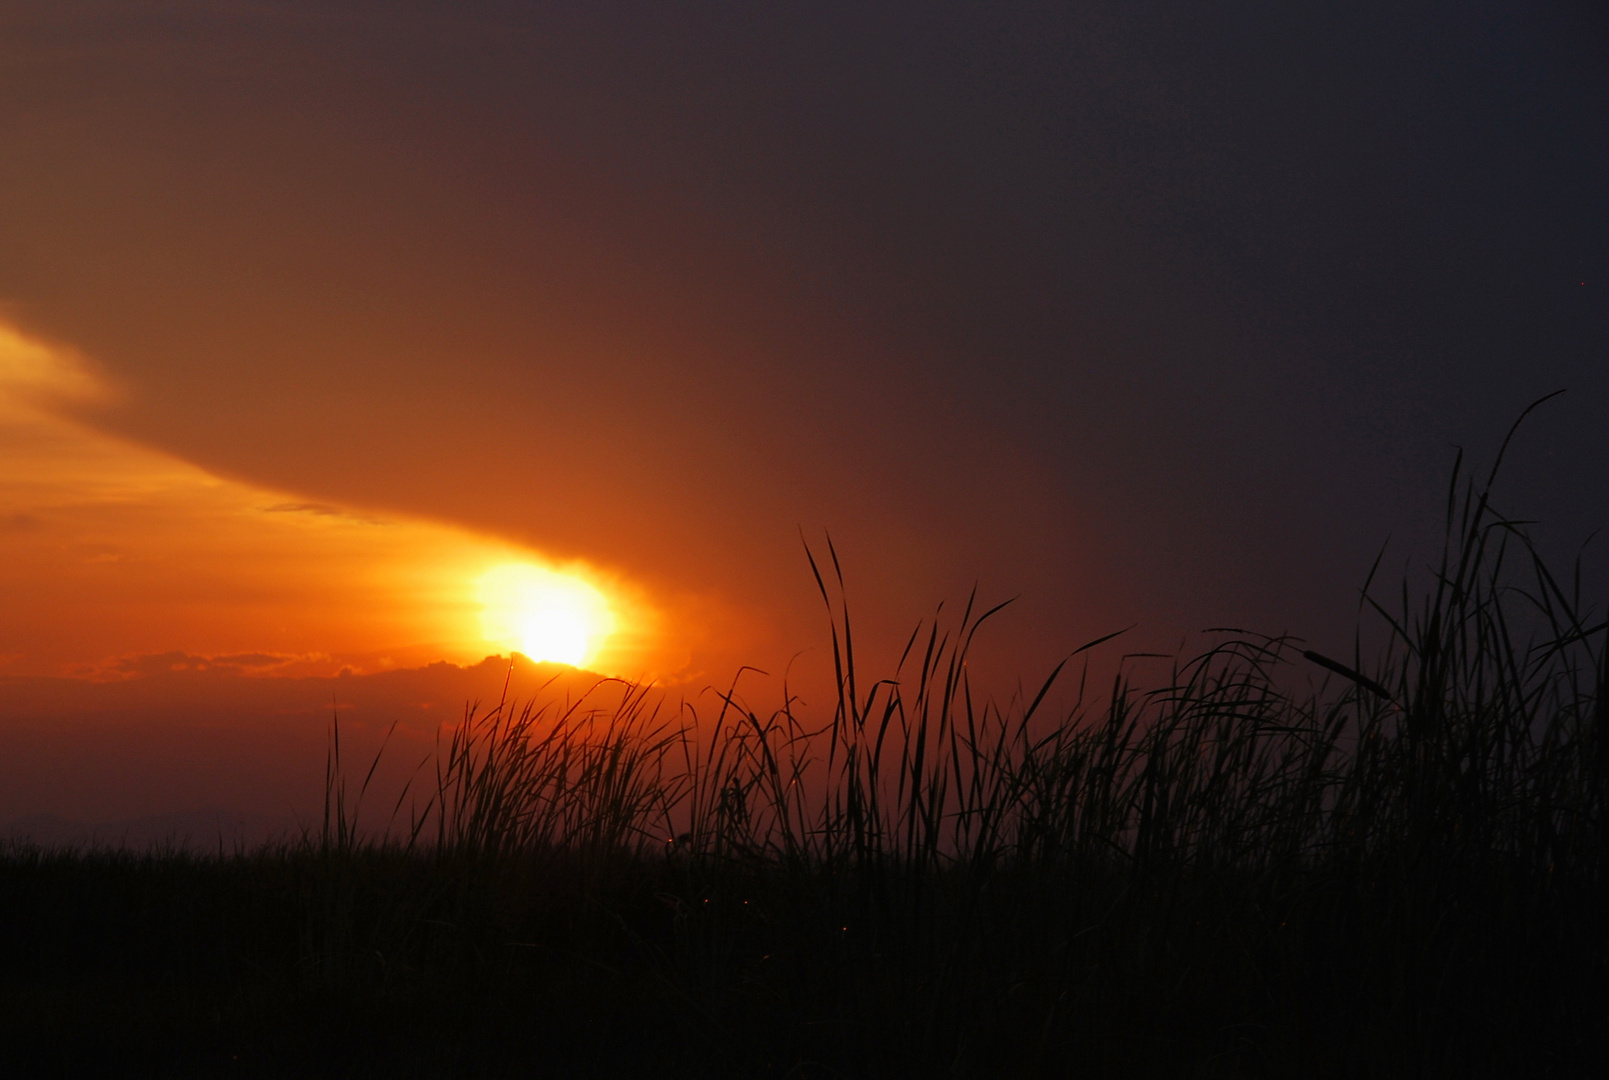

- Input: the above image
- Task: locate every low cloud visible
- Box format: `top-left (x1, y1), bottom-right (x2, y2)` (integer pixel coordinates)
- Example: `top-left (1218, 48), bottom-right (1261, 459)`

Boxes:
top-left (0, 654), bottom-right (622, 826)
top-left (107, 651), bottom-right (306, 678)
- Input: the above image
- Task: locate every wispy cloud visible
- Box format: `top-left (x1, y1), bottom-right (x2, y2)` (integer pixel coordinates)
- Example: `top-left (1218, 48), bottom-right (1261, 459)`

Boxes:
top-left (0, 320), bottom-right (657, 680)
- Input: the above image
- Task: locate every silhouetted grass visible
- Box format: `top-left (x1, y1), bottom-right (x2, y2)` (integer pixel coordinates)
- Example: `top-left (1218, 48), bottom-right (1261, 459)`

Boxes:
top-left (1, 434), bottom-right (1603, 1077)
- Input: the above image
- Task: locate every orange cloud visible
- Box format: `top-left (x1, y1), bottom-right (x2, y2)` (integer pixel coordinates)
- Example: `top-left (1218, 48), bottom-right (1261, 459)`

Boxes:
top-left (0, 320), bottom-right (662, 679)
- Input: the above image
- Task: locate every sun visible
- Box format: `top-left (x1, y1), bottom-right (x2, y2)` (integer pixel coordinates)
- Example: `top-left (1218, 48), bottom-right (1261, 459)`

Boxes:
top-left (476, 563), bottom-right (615, 668)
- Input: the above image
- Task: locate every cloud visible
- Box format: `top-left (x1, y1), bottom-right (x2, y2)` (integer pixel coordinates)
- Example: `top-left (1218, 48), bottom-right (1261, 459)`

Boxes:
top-left (106, 651), bottom-right (306, 678)
top-left (0, 320), bottom-right (111, 415)
top-left (0, 319), bottom-right (664, 680)
top-left (0, 653), bottom-right (626, 825)
top-left (262, 502), bottom-right (384, 524)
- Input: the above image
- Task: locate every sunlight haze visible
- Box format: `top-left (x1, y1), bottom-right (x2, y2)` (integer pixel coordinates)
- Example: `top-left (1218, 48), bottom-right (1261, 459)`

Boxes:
top-left (0, 320), bottom-right (653, 679)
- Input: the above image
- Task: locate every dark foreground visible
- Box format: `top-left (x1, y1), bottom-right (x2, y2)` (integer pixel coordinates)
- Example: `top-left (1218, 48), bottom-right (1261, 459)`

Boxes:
top-left (3, 472), bottom-right (1606, 1077)
top-left (1, 835), bottom-right (1603, 1079)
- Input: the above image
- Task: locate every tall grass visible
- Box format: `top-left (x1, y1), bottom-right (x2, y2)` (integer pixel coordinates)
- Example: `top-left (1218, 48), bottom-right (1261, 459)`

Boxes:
top-left (292, 425), bottom-right (1604, 1075)
top-left (405, 455), bottom-right (1601, 880)
top-left (2, 434), bottom-right (1601, 1077)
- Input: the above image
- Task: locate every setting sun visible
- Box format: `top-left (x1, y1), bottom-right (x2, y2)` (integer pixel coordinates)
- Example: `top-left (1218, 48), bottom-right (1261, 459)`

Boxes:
top-left (476, 563), bottom-right (615, 668)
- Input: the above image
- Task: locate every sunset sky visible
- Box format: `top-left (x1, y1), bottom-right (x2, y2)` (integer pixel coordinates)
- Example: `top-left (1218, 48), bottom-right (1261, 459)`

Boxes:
top-left (0, 2), bottom-right (1605, 828)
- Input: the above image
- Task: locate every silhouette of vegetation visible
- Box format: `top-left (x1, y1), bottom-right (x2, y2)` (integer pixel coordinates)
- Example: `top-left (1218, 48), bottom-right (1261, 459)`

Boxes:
top-left (1, 421), bottom-right (1603, 1077)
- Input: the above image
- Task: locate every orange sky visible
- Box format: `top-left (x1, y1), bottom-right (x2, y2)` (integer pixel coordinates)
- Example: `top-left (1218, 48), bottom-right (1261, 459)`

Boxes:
top-left (0, 3), bottom-right (1602, 831)
top-left (0, 319), bottom-right (685, 682)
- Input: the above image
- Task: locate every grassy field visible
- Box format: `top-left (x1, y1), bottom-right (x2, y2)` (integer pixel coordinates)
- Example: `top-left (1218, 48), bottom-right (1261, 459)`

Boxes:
top-left (2, 448), bottom-right (1604, 1077)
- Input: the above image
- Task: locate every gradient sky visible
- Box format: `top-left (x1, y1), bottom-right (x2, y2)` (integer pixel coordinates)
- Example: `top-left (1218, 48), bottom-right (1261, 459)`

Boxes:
top-left (0, 2), bottom-right (1606, 822)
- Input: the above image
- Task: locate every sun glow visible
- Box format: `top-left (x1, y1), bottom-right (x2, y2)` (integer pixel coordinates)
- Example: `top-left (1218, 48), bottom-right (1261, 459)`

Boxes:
top-left (476, 563), bottom-right (616, 668)
top-left (0, 319), bottom-right (670, 679)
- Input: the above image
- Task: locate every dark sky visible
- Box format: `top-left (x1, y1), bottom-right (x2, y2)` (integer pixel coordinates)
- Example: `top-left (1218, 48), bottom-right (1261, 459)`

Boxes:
top-left (2, 0), bottom-right (1605, 685)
